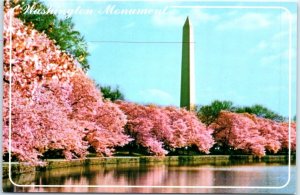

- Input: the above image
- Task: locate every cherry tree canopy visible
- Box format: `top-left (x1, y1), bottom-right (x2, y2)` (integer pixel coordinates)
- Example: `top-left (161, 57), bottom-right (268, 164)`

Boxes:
top-left (210, 111), bottom-right (296, 157)
top-left (117, 101), bottom-right (214, 155)
top-left (3, 10), bottom-right (130, 164)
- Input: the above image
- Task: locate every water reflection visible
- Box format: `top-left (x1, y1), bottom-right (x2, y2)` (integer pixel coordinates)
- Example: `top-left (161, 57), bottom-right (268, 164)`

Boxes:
top-left (3, 162), bottom-right (295, 193)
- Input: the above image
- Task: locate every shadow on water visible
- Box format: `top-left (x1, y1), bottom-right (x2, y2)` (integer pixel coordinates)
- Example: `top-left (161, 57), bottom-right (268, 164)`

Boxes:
top-left (3, 159), bottom-right (296, 193)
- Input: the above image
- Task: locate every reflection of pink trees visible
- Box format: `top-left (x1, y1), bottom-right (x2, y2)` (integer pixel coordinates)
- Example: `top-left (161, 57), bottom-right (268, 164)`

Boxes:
top-left (9, 164), bottom-right (215, 193)
top-left (117, 101), bottom-right (214, 155)
top-left (7, 163), bottom-right (292, 193)
top-left (210, 111), bottom-right (296, 157)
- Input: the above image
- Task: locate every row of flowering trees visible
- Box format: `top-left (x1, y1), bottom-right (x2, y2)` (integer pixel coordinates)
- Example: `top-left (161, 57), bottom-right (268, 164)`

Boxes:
top-left (2, 9), bottom-right (133, 164)
top-left (210, 111), bottom-right (296, 157)
top-left (2, 9), bottom-right (296, 165)
top-left (117, 102), bottom-right (214, 155)
top-left (2, 10), bottom-right (214, 164)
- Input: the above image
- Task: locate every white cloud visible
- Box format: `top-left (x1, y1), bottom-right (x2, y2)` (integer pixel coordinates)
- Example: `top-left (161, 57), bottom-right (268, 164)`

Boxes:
top-left (217, 9), bottom-right (296, 32)
top-left (257, 40), bottom-right (268, 50)
top-left (123, 22), bottom-right (135, 29)
top-left (272, 31), bottom-right (289, 41)
top-left (251, 16), bottom-right (296, 66)
top-left (152, 9), bottom-right (219, 27)
top-left (250, 37), bottom-right (283, 54)
top-left (259, 49), bottom-right (295, 68)
top-left (217, 13), bottom-right (271, 30)
top-left (138, 89), bottom-right (176, 106)
top-left (190, 9), bottom-right (220, 24)
top-left (255, 40), bottom-right (268, 51)
top-left (260, 52), bottom-right (284, 66)
top-left (249, 11), bottom-right (296, 63)
top-left (152, 10), bottom-right (186, 27)
top-left (277, 11), bottom-right (297, 25)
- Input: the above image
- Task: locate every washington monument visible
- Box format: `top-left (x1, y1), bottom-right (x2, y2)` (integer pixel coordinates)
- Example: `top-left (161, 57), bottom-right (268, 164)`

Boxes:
top-left (180, 17), bottom-right (196, 111)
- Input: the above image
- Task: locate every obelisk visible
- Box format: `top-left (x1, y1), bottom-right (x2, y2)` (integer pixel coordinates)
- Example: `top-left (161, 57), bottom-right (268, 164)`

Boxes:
top-left (180, 17), bottom-right (195, 111)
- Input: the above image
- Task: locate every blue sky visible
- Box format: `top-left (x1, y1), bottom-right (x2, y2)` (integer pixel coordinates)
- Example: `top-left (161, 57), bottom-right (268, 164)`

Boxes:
top-left (44, 1), bottom-right (297, 117)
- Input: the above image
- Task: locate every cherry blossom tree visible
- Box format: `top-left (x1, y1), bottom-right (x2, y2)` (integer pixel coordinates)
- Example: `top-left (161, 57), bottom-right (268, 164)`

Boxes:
top-left (256, 118), bottom-right (296, 152)
top-left (3, 82), bottom-right (88, 164)
top-left (69, 71), bottom-right (132, 156)
top-left (164, 107), bottom-right (215, 154)
top-left (210, 111), bottom-right (296, 157)
top-left (3, 9), bottom-right (78, 95)
top-left (116, 101), bottom-right (169, 155)
top-left (2, 10), bottom-right (131, 163)
top-left (2, 10), bottom-right (84, 164)
top-left (117, 101), bottom-right (214, 155)
top-left (210, 111), bottom-right (266, 157)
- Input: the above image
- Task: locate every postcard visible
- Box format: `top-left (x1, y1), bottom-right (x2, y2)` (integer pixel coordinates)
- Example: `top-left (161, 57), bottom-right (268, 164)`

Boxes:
top-left (2, 0), bottom-right (298, 194)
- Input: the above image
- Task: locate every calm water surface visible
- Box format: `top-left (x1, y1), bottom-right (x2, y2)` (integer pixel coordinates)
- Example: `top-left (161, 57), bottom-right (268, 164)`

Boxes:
top-left (3, 162), bottom-right (296, 193)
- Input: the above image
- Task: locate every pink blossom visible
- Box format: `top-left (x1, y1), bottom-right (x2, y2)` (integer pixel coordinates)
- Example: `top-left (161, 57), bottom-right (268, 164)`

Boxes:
top-left (210, 111), bottom-right (296, 157)
top-left (2, 10), bottom-right (131, 164)
top-left (117, 101), bottom-right (214, 155)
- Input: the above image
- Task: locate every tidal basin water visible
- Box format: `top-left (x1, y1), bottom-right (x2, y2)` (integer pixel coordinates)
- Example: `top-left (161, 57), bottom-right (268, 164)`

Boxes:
top-left (3, 162), bottom-right (296, 193)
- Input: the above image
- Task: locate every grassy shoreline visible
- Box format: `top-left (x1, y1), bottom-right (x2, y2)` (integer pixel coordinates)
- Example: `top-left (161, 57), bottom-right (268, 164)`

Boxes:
top-left (2, 155), bottom-right (295, 178)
